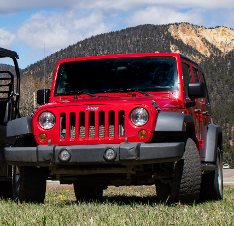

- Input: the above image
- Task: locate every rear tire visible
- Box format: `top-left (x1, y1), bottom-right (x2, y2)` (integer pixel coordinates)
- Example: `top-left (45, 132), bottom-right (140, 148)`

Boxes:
top-left (199, 147), bottom-right (223, 201)
top-left (156, 138), bottom-right (201, 204)
top-left (12, 166), bottom-right (47, 203)
top-left (74, 181), bottom-right (103, 201)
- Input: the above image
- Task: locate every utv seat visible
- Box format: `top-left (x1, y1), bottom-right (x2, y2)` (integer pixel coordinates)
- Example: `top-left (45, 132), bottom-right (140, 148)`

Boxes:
top-left (0, 100), bottom-right (11, 126)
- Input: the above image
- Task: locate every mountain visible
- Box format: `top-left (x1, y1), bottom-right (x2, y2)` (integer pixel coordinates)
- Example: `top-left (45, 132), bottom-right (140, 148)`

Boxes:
top-left (168, 23), bottom-right (234, 56)
top-left (2, 22), bottom-right (234, 164)
top-left (22, 23), bottom-right (234, 80)
top-left (23, 23), bottom-right (207, 80)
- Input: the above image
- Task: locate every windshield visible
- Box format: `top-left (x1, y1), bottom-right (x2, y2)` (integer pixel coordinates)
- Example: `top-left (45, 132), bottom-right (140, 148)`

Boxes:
top-left (54, 56), bottom-right (178, 96)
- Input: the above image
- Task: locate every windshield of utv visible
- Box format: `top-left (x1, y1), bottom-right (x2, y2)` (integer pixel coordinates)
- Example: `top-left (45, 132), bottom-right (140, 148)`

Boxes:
top-left (54, 56), bottom-right (178, 96)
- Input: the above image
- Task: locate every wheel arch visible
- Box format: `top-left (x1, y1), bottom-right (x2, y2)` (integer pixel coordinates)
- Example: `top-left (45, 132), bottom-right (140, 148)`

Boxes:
top-left (200, 124), bottom-right (222, 162)
top-left (6, 116), bottom-right (33, 137)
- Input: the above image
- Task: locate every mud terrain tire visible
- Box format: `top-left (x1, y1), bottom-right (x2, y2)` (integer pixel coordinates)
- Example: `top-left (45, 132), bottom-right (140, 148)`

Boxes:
top-left (156, 138), bottom-right (201, 204)
top-left (12, 166), bottom-right (46, 203)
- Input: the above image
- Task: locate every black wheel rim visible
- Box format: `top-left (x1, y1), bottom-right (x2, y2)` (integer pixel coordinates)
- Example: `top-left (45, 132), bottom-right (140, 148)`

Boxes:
top-left (217, 149), bottom-right (223, 197)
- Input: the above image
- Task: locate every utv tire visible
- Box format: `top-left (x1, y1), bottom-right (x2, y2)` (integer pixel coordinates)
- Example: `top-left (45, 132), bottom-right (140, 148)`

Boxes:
top-left (0, 181), bottom-right (13, 199)
top-left (199, 147), bottom-right (223, 201)
top-left (12, 166), bottom-right (47, 203)
top-left (74, 181), bottom-right (103, 201)
top-left (156, 138), bottom-right (201, 204)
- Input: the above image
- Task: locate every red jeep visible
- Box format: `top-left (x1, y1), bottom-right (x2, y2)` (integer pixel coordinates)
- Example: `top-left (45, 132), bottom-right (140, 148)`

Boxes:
top-left (5, 53), bottom-right (223, 203)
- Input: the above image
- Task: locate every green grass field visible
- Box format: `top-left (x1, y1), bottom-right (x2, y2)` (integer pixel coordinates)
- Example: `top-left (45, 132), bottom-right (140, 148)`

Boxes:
top-left (0, 186), bottom-right (233, 225)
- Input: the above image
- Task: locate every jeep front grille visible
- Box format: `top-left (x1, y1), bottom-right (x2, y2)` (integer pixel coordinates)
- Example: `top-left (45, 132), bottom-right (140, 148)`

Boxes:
top-left (60, 110), bottom-right (125, 139)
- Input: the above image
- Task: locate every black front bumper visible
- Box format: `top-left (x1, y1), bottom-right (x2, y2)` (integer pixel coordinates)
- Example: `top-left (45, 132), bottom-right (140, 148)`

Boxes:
top-left (4, 142), bottom-right (184, 166)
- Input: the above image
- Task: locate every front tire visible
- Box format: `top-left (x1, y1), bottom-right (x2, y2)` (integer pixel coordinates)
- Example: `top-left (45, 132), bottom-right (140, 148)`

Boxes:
top-left (156, 138), bottom-right (201, 204)
top-left (12, 166), bottom-right (47, 203)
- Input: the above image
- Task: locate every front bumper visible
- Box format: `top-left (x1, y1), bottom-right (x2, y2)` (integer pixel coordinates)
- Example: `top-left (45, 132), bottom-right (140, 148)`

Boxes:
top-left (4, 142), bottom-right (184, 166)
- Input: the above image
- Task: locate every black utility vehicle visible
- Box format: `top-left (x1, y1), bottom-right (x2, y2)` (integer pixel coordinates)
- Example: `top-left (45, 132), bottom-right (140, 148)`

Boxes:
top-left (0, 48), bottom-right (20, 198)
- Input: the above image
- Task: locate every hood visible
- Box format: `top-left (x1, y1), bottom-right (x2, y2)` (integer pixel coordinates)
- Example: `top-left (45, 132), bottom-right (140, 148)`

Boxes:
top-left (37, 92), bottom-right (183, 112)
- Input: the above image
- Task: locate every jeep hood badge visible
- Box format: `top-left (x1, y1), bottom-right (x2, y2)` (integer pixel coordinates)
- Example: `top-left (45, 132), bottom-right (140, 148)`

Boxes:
top-left (86, 106), bottom-right (99, 111)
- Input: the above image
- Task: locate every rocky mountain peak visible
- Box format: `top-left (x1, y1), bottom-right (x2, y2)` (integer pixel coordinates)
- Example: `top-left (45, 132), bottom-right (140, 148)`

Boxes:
top-left (168, 22), bottom-right (234, 57)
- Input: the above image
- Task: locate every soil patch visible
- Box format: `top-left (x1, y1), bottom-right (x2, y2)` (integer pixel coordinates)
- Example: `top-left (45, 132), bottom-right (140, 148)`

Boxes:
top-left (46, 182), bottom-right (154, 190)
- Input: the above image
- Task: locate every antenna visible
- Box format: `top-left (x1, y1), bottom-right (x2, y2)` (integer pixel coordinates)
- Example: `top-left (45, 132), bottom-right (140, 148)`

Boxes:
top-left (44, 43), bottom-right (45, 104)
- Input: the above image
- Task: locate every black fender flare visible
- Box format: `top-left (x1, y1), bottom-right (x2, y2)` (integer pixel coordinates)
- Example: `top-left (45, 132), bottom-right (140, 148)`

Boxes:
top-left (154, 111), bottom-right (195, 135)
top-left (155, 111), bottom-right (194, 132)
top-left (6, 116), bottom-right (33, 137)
top-left (154, 111), bottom-right (196, 142)
top-left (200, 124), bottom-right (222, 162)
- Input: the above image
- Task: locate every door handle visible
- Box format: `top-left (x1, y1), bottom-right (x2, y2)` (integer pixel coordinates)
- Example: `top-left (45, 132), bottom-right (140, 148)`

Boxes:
top-left (194, 109), bottom-right (201, 114)
top-left (202, 111), bottom-right (209, 116)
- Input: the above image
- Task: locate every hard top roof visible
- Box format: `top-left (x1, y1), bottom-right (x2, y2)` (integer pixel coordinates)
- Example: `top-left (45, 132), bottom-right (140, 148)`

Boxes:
top-left (0, 47), bottom-right (19, 59)
top-left (57, 52), bottom-right (197, 64)
top-left (56, 52), bottom-right (203, 71)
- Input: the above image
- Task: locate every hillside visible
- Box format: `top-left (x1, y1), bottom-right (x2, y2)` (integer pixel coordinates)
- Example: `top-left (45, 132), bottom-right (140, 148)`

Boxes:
top-left (0, 63), bottom-right (16, 75)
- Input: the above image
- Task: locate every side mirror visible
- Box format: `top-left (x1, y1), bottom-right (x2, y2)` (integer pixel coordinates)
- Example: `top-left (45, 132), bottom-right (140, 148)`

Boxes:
top-left (37, 89), bottom-right (50, 105)
top-left (188, 82), bottom-right (206, 99)
top-left (186, 82), bottom-right (206, 108)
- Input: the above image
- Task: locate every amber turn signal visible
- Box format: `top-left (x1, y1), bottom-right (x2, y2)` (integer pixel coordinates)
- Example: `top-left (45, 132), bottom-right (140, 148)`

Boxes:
top-left (39, 133), bottom-right (47, 142)
top-left (138, 129), bottom-right (148, 139)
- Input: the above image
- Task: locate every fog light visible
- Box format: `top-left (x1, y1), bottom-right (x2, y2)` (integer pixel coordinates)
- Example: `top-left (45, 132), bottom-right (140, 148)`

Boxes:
top-left (104, 148), bottom-right (116, 161)
top-left (138, 129), bottom-right (148, 139)
top-left (59, 149), bottom-right (71, 162)
top-left (39, 133), bottom-right (47, 142)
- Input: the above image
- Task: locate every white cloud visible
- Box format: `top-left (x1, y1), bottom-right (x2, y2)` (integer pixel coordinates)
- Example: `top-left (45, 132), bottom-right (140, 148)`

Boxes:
top-left (125, 7), bottom-right (203, 27)
top-left (1, 0), bottom-right (234, 16)
top-left (0, 29), bottom-right (15, 48)
top-left (17, 10), bottom-right (113, 53)
top-left (79, 0), bottom-right (234, 11)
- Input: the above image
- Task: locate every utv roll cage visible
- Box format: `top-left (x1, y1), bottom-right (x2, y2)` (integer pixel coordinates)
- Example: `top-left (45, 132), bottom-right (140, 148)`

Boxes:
top-left (0, 48), bottom-right (20, 125)
top-left (0, 48), bottom-right (20, 196)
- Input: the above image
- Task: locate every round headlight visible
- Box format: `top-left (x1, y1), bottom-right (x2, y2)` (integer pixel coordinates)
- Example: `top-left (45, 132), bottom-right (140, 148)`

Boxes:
top-left (38, 111), bottom-right (56, 130)
top-left (130, 107), bottom-right (149, 126)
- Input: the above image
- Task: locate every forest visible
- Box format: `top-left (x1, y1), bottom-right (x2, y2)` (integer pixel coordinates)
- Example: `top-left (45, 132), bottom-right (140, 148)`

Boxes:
top-left (1, 23), bottom-right (234, 166)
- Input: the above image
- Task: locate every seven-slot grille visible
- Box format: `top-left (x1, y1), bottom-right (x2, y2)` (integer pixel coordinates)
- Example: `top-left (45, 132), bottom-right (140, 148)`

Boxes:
top-left (60, 110), bottom-right (125, 139)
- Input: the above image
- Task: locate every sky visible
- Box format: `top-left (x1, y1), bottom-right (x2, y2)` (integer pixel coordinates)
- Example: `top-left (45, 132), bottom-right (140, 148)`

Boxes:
top-left (0, 0), bottom-right (234, 69)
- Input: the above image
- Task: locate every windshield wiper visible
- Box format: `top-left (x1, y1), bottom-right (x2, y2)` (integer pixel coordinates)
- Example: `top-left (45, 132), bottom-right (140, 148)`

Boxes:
top-left (60, 91), bottom-right (99, 98)
top-left (127, 89), bottom-right (153, 96)
top-left (105, 88), bottom-right (153, 96)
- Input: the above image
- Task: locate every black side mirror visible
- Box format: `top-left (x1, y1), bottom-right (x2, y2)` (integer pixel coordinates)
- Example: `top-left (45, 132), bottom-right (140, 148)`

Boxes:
top-left (37, 89), bottom-right (50, 105)
top-left (186, 82), bottom-right (206, 108)
top-left (188, 82), bottom-right (206, 99)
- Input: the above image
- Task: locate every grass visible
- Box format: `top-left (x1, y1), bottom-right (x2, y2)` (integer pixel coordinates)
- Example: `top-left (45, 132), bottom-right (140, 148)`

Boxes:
top-left (0, 186), bottom-right (233, 225)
